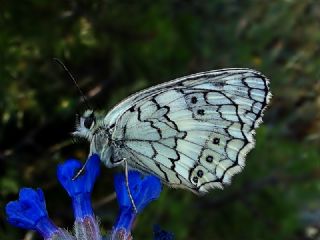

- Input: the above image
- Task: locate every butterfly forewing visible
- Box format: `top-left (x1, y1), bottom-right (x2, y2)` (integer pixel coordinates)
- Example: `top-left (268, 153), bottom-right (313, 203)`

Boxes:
top-left (106, 68), bottom-right (271, 194)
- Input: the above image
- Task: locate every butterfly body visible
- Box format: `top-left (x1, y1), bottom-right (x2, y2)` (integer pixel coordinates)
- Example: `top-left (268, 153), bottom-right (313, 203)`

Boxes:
top-left (74, 68), bottom-right (271, 194)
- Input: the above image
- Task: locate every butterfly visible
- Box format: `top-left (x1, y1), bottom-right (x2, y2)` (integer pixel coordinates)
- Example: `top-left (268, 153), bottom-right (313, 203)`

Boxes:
top-left (73, 68), bottom-right (271, 194)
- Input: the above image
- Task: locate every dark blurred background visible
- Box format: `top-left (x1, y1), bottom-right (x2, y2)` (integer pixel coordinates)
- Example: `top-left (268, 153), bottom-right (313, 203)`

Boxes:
top-left (1, 1), bottom-right (320, 239)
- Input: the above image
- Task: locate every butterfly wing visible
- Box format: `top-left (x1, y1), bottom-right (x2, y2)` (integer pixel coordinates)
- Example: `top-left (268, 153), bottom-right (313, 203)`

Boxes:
top-left (106, 68), bottom-right (271, 194)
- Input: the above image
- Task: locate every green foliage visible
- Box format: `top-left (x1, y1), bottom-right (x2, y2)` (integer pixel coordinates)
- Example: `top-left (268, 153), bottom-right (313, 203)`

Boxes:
top-left (1, 1), bottom-right (320, 239)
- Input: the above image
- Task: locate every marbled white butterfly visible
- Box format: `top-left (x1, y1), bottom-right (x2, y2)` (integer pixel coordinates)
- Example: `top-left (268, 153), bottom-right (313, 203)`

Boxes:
top-left (73, 68), bottom-right (271, 194)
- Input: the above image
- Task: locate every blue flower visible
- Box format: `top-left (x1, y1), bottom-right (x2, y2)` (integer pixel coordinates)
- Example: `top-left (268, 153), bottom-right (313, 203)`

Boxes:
top-left (57, 154), bottom-right (102, 240)
top-left (57, 154), bottom-right (100, 219)
top-left (153, 225), bottom-right (174, 240)
top-left (112, 170), bottom-right (162, 237)
top-left (6, 154), bottom-right (169, 240)
top-left (5, 188), bottom-right (74, 239)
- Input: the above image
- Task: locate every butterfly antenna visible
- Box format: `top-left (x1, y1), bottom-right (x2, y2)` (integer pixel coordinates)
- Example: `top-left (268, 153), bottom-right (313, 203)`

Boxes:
top-left (53, 58), bottom-right (91, 110)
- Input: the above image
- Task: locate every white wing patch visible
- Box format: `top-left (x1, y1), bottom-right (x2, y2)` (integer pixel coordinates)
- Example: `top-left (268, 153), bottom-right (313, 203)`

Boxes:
top-left (107, 68), bottom-right (271, 194)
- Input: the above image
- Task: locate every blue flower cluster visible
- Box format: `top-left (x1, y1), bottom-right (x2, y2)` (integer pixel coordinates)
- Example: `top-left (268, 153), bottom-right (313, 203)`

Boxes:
top-left (5, 154), bottom-right (174, 240)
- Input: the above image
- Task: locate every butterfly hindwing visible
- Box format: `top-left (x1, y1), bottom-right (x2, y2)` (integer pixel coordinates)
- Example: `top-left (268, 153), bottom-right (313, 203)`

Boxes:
top-left (107, 68), bottom-right (271, 194)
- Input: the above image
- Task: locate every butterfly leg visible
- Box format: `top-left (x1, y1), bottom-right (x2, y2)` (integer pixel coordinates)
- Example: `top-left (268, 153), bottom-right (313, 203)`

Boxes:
top-left (72, 159), bottom-right (88, 180)
top-left (124, 159), bottom-right (138, 214)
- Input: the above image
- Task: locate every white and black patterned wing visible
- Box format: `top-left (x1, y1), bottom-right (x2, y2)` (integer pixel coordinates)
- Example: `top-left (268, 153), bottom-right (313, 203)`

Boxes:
top-left (106, 68), bottom-right (271, 194)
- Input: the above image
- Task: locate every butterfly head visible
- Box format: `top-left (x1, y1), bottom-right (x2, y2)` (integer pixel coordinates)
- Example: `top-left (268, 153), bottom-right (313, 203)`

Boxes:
top-left (73, 109), bottom-right (114, 165)
top-left (73, 109), bottom-right (98, 141)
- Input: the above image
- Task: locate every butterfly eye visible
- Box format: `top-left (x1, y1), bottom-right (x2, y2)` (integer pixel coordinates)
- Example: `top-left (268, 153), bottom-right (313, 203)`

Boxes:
top-left (84, 114), bottom-right (95, 129)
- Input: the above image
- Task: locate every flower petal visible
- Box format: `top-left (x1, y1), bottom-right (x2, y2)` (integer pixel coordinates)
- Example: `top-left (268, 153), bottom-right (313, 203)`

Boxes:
top-left (5, 188), bottom-right (59, 238)
top-left (153, 225), bottom-right (174, 240)
top-left (136, 175), bottom-right (162, 212)
top-left (113, 171), bottom-right (162, 234)
top-left (57, 154), bottom-right (100, 197)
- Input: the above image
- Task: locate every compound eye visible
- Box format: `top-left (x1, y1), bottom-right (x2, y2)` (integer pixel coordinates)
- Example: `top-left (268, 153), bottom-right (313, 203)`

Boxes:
top-left (84, 114), bottom-right (95, 129)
